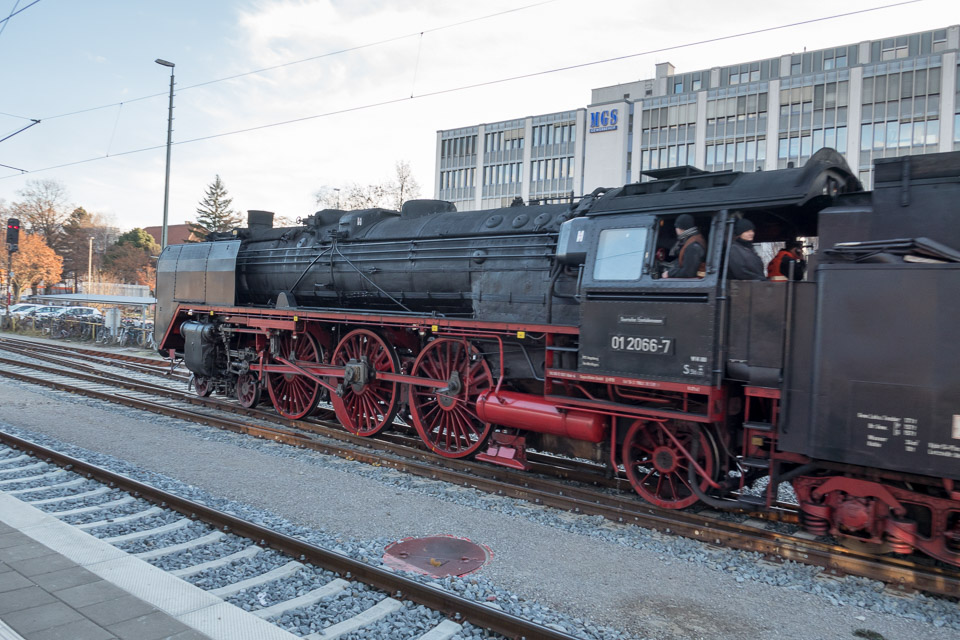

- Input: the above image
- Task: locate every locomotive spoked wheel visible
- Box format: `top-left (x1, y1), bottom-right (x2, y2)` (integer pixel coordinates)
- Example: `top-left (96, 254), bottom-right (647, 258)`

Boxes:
top-left (235, 372), bottom-right (262, 408)
top-left (331, 329), bottom-right (400, 436)
top-left (409, 338), bottom-right (493, 458)
top-left (266, 332), bottom-right (323, 420)
top-left (622, 419), bottom-right (717, 509)
top-left (193, 376), bottom-right (213, 397)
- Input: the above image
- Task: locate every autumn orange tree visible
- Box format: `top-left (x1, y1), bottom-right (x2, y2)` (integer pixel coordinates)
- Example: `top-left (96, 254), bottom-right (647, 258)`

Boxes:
top-left (0, 233), bottom-right (63, 301)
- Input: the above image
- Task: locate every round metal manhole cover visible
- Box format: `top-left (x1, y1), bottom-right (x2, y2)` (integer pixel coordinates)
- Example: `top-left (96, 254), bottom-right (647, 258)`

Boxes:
top-left (382, 535), bottom-right (492, 577)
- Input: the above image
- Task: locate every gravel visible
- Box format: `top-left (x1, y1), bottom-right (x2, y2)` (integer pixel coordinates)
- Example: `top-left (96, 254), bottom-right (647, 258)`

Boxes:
top-left (1, 373), bottom-right (959, 639)
top-left (44, 489), bottom-right (130, 512)
top-left (334, 606), bottom-right (451, 640)
top-left (83, 510), bottom-right (186, 539)
top-left (224, 565), bottom-right (340, 610)
top-left (13, 477), bottom-right (100, 500)
top-left (147, 534), bottom-right (252, 571)
top-left (116, 521), bottom-right (213, 554)
top-left (185, 547), bottom-right (293, 590)
top-left (274, 583), bottom-right (387, 632)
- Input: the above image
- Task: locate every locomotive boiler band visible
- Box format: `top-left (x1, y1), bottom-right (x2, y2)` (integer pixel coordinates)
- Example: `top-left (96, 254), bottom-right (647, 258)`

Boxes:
top-left (155, 148), bottom-right (960, 568)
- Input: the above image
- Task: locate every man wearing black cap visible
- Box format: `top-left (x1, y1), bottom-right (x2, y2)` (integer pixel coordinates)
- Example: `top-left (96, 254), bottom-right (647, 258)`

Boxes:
top-left (663, 214), bottom-right (706, 278)
top-left (727, 218), bottom-right (765, 280)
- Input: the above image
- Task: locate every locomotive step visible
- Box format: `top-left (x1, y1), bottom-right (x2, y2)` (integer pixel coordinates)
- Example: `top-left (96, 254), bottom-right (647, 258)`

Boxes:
top-left (742, 421), bottom-right (774, 432)
top-left (735, 494), bottom-right (769, 507)
top-left (740, 457), bottom-right (772, 469)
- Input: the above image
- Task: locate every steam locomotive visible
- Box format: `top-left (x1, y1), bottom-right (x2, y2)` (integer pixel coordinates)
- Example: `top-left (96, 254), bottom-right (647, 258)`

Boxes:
top-left (155, 148), bottom-right (960, 567)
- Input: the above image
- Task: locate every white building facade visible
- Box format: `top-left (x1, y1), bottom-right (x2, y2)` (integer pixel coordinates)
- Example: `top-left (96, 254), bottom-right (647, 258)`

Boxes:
top-left (436, 25), bottom-right (960, 210)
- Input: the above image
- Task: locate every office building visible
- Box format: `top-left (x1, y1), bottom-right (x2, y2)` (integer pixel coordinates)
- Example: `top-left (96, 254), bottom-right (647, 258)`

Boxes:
top-left (436, 25), bottom-right (959, 210)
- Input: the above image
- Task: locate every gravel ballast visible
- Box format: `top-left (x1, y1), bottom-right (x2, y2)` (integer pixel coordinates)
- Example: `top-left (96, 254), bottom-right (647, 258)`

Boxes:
top-left (0, 369), bottom-right (957, 639)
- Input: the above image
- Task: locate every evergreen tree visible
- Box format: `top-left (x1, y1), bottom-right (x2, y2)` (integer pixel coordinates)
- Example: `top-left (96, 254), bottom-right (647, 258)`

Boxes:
top-left (190, 175), bottom-right (240, 240)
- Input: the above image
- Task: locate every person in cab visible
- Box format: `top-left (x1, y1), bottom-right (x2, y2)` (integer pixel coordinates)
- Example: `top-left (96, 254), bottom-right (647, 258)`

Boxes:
top-left (727, 218), bottom-right (765, 280)
top-left (662, 214), bottom-right (706, 279)
top-left (767, 240), bottom-right (806, 281)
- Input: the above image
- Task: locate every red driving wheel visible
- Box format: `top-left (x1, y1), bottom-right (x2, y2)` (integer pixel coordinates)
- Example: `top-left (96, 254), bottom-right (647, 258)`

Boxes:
top-left (266, 332), bottom-right (323, 420)
top-left (331, 329), bottom-right (400, 436)
top-left (409, 338), bottom-right (493, 458)
top-left (622, 419), bottom-right (716, 509)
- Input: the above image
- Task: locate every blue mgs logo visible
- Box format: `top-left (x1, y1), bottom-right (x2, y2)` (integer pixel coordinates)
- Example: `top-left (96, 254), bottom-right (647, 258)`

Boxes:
top-left (589, 108), bottom-right (618, 133)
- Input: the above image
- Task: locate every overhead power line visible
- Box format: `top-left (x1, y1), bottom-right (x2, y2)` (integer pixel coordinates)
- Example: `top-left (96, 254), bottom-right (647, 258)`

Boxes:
top-left (0, 0), bottom-right (40, 28)
top-left (0, 118), bottom-right (39, 144)
top-left (39, 0), bottom-right (560, 122)
top-left (0, 0), bottom-right (924, 180)
top-left (0, 1), bottom-right (22, 41)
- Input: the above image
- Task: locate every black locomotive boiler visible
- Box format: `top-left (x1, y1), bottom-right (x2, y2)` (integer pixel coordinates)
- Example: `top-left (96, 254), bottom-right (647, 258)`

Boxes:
top-left (155, 148), bottom-right (960, 567)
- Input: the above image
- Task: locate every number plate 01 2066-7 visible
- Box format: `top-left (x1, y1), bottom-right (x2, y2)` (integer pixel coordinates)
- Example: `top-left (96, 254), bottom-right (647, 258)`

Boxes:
top-left (610, 335), bottom-right (674, 355)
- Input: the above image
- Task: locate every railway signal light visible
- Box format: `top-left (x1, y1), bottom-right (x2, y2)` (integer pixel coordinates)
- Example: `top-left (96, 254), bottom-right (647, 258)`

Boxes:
top-left (6, 218), bottom-right (19, 248)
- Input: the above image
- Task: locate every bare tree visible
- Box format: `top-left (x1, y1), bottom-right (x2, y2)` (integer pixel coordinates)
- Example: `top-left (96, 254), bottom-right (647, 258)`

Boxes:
top-left (10, 179), bottom-right (72, 251)
top-left (314, 161), bottom-right (421, 212)
top-left (389, 160), bottom-right (421, 211)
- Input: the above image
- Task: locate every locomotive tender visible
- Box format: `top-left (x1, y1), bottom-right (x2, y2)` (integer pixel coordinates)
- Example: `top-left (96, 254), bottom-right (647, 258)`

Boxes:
top-left (155, 148), bottom-right (960, 567)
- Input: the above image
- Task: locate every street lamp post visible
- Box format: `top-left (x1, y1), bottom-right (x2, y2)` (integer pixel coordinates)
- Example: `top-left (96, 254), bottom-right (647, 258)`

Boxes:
top-left (87, 237), bottom-right (93, 292)
top-left (156, 58), bottom-right (175, 250)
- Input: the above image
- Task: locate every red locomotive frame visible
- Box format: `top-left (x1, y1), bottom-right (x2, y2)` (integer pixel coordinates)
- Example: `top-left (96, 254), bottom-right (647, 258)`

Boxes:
top-left (161, 302), bottom-right (960, 567)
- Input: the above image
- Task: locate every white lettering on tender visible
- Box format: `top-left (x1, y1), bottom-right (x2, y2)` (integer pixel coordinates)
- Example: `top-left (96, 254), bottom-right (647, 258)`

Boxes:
top-left (928, 442), bottom-right (960, 459)
top-left (855, 411), bottom-right (919, 453)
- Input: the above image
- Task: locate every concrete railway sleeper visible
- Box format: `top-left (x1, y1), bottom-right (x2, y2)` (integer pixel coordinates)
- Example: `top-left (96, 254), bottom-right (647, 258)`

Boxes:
top-left (0, 435), bottom-right (581, 640)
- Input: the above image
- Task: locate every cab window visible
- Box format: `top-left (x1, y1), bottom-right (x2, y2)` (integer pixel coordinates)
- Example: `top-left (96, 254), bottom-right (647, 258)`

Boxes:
top-left (593, 227), bottom-right (648, 280)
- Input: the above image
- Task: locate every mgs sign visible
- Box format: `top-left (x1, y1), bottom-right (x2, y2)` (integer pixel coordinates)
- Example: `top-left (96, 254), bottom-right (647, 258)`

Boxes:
top-left (589, 108), bottom-right (618, 133)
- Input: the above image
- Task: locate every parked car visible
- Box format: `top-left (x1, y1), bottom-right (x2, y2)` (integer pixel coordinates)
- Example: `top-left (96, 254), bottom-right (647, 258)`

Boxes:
top-left (28, 306), bottom-right (67, 318)
top-left (55, 306), bottom-right (103, 320)
top-left (7, 303), bottom-right (41, 317)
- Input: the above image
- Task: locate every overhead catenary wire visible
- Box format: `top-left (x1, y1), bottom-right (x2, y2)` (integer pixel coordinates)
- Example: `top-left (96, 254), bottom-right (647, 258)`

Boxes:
top-left (0, 0), bottom-right (22, 41)
top-left (0, 0), bottom-right (39, 29)
top-left (0, 0), bottom-right (924, 180)
top-left (36, 0), bottom-right (560, 122)
top-left (0, 111), bottom-right (35, 120)
top-left (105, 103), bottom-right (124, 157)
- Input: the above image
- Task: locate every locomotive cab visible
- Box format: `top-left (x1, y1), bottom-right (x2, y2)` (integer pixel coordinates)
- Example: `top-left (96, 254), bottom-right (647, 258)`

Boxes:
top-left (576, 211), bottom-right (726, 386)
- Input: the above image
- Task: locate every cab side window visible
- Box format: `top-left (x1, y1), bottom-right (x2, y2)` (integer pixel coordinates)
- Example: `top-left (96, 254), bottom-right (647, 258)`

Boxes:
top-left (593, 227), bottom-right (649, 281)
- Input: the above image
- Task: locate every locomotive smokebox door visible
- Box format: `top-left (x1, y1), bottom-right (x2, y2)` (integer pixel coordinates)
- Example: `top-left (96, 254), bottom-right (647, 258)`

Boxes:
top-left (577, 216), bottom-right (717, 385)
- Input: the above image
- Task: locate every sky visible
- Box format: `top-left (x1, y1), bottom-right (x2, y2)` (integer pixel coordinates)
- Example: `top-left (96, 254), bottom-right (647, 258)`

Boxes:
top-left (0, 0), bottom-right (956, 233)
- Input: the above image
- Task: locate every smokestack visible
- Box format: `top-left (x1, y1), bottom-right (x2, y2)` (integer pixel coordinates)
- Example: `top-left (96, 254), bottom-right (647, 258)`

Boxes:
top-left (247, 210), bottom-right (275, 230)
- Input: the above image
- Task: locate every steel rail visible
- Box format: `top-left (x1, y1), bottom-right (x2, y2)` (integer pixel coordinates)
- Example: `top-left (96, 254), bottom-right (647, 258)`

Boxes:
top-left (0, 358), bottom-right (958, 597)
top-left (0, 430), bottom-right (580, 640)
top-left (0, 337), bottom-right (180, 379)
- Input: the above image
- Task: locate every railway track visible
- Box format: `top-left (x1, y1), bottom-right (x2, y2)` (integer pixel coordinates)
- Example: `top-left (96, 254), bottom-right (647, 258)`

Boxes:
top-left (0, 432), bottom-right (577, 640)
top-left (1, 335), bottom-right (958, 599)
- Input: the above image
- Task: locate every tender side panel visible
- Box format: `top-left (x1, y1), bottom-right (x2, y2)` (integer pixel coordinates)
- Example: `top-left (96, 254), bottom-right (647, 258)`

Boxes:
top-left (795, 264), bottom-right (960, 480)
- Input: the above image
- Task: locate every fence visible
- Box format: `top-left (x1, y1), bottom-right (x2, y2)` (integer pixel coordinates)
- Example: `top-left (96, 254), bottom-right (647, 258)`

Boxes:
top-left (81, 283), bottom-right (152, 297)
top-left (0, 315), bottom-right (156, 349)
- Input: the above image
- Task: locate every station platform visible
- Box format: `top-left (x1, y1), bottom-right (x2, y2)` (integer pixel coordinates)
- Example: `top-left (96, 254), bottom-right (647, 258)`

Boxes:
top-left (0, 493), bottom-right (298, 640)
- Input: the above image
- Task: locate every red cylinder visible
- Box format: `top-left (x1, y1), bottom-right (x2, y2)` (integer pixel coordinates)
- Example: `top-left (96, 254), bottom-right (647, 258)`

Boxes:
top-left (475, 391), bottom-right (608, 443)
